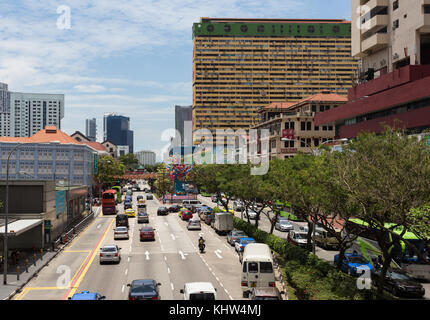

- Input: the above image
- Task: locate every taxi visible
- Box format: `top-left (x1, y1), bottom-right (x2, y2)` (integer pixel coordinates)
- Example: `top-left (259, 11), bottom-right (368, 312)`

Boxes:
top-left (221, 207), bottom-right (235, 214)
top-left (178, 207), bottom-right (187, 218)
top-left (125, 208), bottom-right (136, 217)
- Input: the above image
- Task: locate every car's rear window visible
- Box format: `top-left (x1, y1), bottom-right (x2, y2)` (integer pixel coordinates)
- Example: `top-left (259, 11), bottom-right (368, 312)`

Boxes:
top-left (142, 227), bottom-right (153, 231)
top-left (189, 293), bottom-right (215, 300)
top-left (116, 227), bottom-right (127, 232)
top-left (260, 262), bottom-right (273, 273)
top-left (131, 285), bottom-right (155, 294)
top-left (248, 262), bottom-right (258, 273)
top-left (102, 247), bottom-right (116, 252)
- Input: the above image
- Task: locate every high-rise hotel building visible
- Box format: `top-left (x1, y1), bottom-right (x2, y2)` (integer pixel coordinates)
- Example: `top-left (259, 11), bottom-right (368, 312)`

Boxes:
top-left (192, 18), bottom-right (359, 145)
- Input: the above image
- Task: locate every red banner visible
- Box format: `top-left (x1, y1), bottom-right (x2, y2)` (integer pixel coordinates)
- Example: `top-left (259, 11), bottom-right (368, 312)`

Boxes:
top-left (282, 129), bottom-right (295, 140)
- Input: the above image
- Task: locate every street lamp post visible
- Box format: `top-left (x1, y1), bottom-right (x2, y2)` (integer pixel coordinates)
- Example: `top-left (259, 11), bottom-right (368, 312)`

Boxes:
top-left (3, 142), bottom-right (31, 285)
top-left (281, 137), bottom-right (348, 255)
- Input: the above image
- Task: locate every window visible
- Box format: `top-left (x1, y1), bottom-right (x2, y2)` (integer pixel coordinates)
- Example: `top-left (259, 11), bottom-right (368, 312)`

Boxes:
top-left (314, 125), bottom-right (319, 131)
top-left (314, 139), bottom-right (319, 147)
top-left (312, 105), bottom-right (316, 112)
top-left (307, 122), bottom-right (312, 131)
top-left (300, 138), bottom-right (306, 148)
top-left (320, 106), bottom-right (324, 112)
top-left (328, 126), bottom-right (333, 131)
top-left (284, 140), bottom-right (294, 148)
top-left (301, 122), bottom-right (306, 131)
top-left (393, 19), bottom-right (399, 29)
top-left (425, 5), bottom-right (430, 14)
top-left (322, 126), bottom-right (327, 131)
top-left (248, 262), bottom-right (258, 273)
top-left (393, 0), bottom-right (399, 11)
top-left (260, 262), bottom-right (273, 273)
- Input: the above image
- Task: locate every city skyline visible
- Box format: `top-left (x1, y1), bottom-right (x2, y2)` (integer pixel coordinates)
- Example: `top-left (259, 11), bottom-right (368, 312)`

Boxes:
top-left (0, 0), bottom-right (351, 156)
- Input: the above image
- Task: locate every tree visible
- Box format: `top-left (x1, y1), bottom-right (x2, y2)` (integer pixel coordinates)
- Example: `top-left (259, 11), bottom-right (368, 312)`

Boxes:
top-left (118, 153), bottom-right (139, 171)
top-left (93, 155), bottom-right (126, 195)
top-left (407, 206), bottom-right (430, 261)
top-left (334, 128), bottom-right (430, 294)
top-left (154, 163), bottom-right (173, 197)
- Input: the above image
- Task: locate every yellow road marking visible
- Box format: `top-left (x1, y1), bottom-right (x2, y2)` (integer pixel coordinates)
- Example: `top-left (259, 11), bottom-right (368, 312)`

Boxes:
top-left (65, 218), bottom-right (115, 299)
top-left (64, 250), bottom-right (91, 253)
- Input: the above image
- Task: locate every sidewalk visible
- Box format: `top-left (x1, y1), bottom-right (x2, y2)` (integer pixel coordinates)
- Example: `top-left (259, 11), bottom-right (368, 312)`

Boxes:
top-left (0, 248), bottom-right (63, 300)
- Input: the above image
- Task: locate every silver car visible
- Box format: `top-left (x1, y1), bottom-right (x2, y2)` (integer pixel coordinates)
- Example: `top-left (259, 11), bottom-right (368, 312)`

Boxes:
top-left (275, 219), bottom-right (293, 232)
top-left (99, 245), bottom-right (121, 264)
top-left (137, 212), bottom-right (149, 224)
top-left (187, 218), bottom-right (201, 230)
top-left (114, 226), bottom-right (129, 240)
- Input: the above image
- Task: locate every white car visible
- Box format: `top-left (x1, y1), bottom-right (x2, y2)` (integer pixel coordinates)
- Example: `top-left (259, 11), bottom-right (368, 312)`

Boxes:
top-left (180, 282), bottom-right (217, 300)
top-left (245, 210), bottom-right (258, 220)
top-left (187, 218), bottom-right (201, 230)
top-left (99, 245), bottom-right (121, 264)
top-left (275, 219), bottom-right (293, 232)
top-left (114, 226), bottom-right (129, 240)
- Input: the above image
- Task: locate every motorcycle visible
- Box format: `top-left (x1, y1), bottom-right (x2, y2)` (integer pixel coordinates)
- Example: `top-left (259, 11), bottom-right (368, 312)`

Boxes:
top-left (199, 243), bottom-right (205, 253)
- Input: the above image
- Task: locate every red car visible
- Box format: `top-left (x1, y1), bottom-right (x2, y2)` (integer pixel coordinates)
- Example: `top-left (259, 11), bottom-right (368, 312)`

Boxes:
top-left (181, 210), bottom-right (193, 221)
top-left (139, 226), bottom-right (156, 241)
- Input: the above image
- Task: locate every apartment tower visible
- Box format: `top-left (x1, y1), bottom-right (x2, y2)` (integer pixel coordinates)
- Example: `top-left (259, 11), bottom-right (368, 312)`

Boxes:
top-left (192, 18), bottom-right (359, 145)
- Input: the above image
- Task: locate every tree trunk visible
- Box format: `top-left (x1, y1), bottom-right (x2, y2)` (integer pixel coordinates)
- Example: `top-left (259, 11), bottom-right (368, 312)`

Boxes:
top-left (269, 210), bottom-right (278, 234)
top-left (306, 221), bottom-right (313, 252)
top-left (337, 245), bottom-right (347, 270)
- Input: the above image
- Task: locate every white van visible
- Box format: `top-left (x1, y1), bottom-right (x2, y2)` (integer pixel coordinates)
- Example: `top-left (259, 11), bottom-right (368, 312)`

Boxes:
top-left (182, 199), bottom-right (201, 212)
top-left (241, 243), bottom-right (276, 298)
top-left (180, 282), bottom-right (217, 300)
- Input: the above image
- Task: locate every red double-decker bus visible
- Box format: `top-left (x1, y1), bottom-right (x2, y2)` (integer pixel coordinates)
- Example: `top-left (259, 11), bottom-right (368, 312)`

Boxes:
top-left (102, 189), bottom-right (117, 215)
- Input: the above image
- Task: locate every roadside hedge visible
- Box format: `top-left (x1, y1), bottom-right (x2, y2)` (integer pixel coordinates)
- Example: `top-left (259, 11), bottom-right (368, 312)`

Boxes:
top-left (232, 216), bottom-right (391, 300)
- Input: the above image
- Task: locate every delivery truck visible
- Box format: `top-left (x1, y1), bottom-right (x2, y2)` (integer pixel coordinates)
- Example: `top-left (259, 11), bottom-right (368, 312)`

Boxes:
top-left (213, 212), bottom-right (233, 235)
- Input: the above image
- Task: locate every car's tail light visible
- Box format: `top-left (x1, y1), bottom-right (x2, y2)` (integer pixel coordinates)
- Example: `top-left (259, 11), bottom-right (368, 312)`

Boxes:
top-left (114, 253), bottom-right (118, 257)
top-left (129, 297), bottom-right (135, 301)
top-left (151, 296), bottom-right (159, 300)
top-left (269, 282), bottom-right (275, 287)
top-left (100, 253), bottom-right (103, 257)
top-left (241, 281), bottom-right (248, 287)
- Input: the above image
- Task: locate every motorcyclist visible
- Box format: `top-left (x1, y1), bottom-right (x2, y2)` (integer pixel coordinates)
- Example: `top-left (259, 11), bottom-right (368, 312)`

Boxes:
top-left (198, 236), bottom-right (206, 251)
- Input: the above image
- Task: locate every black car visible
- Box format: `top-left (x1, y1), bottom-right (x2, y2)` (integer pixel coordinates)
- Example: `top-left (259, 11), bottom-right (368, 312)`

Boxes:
top-left (371, 269), bottom-right (425, 298)
top-left (169, 205), bottom-right (181, 213)
top-left (157, 206), bottom-right (169, 216)
top-left (146, 194), bottom-right (154, 200)
top-left (127, 279), bottom-right (161, 300)
top-left (124, 201), bottom-right (132, 210)
top-left (116, 213), bottom-right (129, 228)
top-left (137, 195), bottom-right (143, 201)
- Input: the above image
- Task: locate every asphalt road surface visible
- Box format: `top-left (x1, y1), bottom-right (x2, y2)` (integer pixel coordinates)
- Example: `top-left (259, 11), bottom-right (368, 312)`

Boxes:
top-left (14, 182), bottom-right (249, 300)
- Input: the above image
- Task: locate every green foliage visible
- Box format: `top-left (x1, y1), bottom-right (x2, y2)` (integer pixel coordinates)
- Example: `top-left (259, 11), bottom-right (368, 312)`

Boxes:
top-left (118, 153), bottom-right (139, 171)
top-left (94, 155), bottom-right (126, 188)
top-left (232, 217), bottom-right (383, 300)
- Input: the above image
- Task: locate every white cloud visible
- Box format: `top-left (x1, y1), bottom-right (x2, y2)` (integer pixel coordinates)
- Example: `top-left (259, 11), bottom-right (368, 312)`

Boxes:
top-left (74, 84), bottom-right (106, 93)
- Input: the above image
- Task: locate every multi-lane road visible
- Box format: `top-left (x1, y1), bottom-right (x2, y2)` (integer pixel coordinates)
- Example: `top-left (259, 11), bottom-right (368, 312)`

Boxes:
top-left (14, 182), bottom-right (252, 300)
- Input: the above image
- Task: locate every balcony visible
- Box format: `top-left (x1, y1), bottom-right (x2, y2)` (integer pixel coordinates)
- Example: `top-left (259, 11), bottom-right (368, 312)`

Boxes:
top-left (362, 32), bottom-right (388, 53)
top-left (360, 0), bottom-right (388, 11)
top-left (361, 14), bottom-right (388, 36)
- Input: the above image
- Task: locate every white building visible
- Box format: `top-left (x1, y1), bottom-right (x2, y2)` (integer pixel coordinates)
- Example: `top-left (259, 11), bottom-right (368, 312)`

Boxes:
top-left (0, 82), bottom-right (10, 136)
top-left (10, 92), bottom-right (65, 137)
top-left (0, 126), bottom-right (96, 187)
top-left (135, 150), bottom-right (156, 166)
top-left (117, 145), bottom-right (129, 157)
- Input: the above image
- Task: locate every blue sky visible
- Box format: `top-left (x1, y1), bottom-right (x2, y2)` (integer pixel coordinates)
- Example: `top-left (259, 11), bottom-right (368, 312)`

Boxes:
top-left (0, 0), bottom-right (351, 159)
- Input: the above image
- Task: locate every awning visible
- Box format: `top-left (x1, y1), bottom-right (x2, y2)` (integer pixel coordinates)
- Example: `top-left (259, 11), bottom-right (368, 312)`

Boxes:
top-left (0, 219), bottom-right (43, 237)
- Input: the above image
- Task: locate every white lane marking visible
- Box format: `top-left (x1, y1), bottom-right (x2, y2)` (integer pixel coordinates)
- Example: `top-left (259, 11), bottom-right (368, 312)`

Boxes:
top-left (165, 222), bottom-right (169, 226)
top-left (179, 251), bottom-right (186, 260)
top-left (125, 269), bottom-right (128, 275)
top-left (97, 224), bottom-right (101, 229)
top-left (122, 285), bottom-right (125, 293)
top-left (127, 257), bottom-right (130, 262)
top-left (171, 283), bottom-right (174, 291)
top-left (164, 256), bottom-right (167, 261)
top-left (214, 249), bottom-right (223, 259)
top-left (198, 232), bottom-right (204, 237)
top-left (145, 251), bottom-right (150, 260)
top-left (167, 267), bottom-right (171, 274)
top-left (216, 277), bottom-right (220, 282)
top-left (171, 234), bottom-right (176, 240)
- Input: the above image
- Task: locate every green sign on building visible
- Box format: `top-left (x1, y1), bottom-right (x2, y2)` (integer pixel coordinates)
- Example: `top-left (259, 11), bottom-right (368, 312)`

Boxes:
top-left (94, 154), bottom-right (99, 175)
